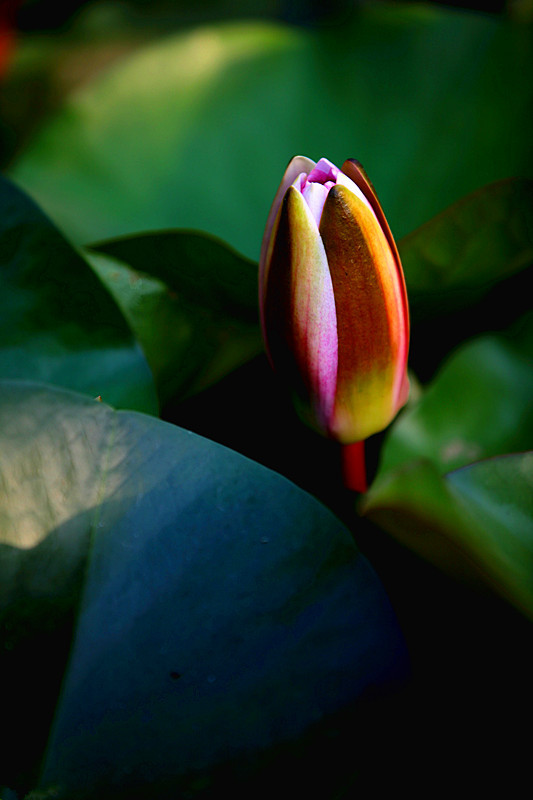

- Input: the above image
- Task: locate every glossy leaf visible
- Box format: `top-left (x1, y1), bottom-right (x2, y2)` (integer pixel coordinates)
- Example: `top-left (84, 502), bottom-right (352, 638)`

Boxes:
top-left (9, 6), bottom-right (533, 259)
top-left (378, 318), bottom-right (533, 478)
top-left (362, 453), bottom-right (533, 619)
top-left (0, 381), bottom-right (406, 797)
top-left (0, 176), bottom-right (157, 413)
top-left (87, 230), bottom-right (261, 404)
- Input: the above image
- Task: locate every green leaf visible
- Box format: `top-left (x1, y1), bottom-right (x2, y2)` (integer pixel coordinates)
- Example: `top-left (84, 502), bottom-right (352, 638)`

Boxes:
top-left (9, 6), bottom-right (533, 259)
top-left (87, 230), bottom-right (261, 404)
top-left (0, 381), bottom-right (406, 797)
top-left (0, 176), bottom-right (157, 414)
top-left (362, 453), bottom-right (533, 620)
top-left (398, 178), bottom-right (533, 378)
top-left (400, 178), bottom-right (533, 320)
top-left (378, 319), bottom-right (533, 478)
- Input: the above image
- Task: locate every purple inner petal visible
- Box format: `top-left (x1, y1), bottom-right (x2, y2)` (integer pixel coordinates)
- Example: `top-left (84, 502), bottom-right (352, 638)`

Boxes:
top-left (307, 157), bottom-right (339, 185)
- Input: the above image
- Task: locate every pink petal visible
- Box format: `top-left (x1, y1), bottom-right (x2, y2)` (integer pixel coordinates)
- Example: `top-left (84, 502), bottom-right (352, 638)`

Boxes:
top-left (259, 155), bottom-right (315, 312)
top-left (306, 157), bottom-right (339, 185)
top-left (302, 181), bottom-right (330, 226)
top-left (262, 186), bottom-right (338, 432)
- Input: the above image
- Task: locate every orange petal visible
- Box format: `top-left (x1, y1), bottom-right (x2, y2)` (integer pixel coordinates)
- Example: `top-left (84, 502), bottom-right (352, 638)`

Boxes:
top-left (319, 184), bottom-right (408, 442)
top-left (341, 160), bottom-right (410, 409)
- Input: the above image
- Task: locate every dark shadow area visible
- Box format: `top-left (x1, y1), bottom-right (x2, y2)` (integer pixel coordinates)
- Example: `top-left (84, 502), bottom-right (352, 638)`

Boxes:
top-left (164, 355), bottom-right (533, 794)
top-left (0, 514), bottom-right (93, 793)
top-left (163, 353), bottom-right (387, 514)
top-left (13, 0), bottom-right (509, 35)
top-left (408, 266), bottom-right (533, 382)
top-left (353, 515), bottom-right (533, 792)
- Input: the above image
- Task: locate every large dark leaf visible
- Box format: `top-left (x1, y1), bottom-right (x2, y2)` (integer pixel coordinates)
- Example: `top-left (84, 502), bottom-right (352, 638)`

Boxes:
top-left (362, 452), bottom-right (533, 620)
top-left (0, 176), bottom-right (157, 413)
top-left (9, 6), bottom-right (533, 259)
top-left (87, 230), bottom-right (261, 404)
top-left (0, 381), bottom-right (406, 797)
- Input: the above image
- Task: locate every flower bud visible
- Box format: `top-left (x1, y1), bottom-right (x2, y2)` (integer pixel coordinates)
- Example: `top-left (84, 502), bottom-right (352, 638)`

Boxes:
top-left (259, 156), bottom-right (409, 443)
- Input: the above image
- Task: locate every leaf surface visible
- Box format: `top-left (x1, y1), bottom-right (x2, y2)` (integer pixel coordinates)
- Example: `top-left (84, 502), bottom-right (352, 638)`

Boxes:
top-left (0, 381), bottom-right (406, 797)
top-left (378, 318), bottom-right (533, 477)
top-left (87, 230), bottom-right (261, 403)
top-left (363, 453), bottom-right (533, 619)
top-left (0, 176), bottom-right (157, 413)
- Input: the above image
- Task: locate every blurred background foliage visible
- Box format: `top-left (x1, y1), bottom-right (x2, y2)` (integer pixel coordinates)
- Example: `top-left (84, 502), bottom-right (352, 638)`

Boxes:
top-left (2, 0), bottom-right (533, 260)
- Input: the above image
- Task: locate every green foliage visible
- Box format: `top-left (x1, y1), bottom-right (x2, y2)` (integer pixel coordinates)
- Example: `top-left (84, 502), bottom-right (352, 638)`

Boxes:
top-left (0, 381), bottom-right (406, 797)
top-left (9, 5), bottom-right (533, 259)
top-left (362, 453), bottom-right (533, 620)
top-left (0, 176), bottom-right (157, 414)
top-left (378, 319), bottom-right (533, 477)
top-left (87, 231), bottom-right (261, 404)
top-left (399, 178), bottom-right (533, 378)
top-left (367, 178), bottom-right (533, 617)
top-left (400, 179), bottom-right (533, 321)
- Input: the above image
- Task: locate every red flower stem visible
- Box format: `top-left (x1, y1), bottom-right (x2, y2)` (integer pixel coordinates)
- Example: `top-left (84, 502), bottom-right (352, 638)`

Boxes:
top-left (342, 440), bottom-right (367, 493)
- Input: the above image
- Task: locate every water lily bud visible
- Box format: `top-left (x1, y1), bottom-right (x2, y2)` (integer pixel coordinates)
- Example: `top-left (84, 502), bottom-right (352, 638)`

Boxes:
top-left (259, 156), bottom-right (409, 444)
